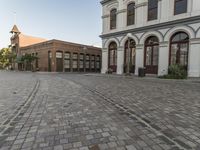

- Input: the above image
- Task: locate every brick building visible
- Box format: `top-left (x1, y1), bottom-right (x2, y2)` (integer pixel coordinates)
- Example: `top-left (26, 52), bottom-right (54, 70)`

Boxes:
top-left (10, 25), bottom-right (101, 72)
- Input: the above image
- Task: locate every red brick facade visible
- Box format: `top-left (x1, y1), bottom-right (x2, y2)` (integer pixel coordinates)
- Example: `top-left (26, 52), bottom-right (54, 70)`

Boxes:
top-left (10, 25), bottom-right (101, 72)
top-left (20, 40), bottom-right (101, 72)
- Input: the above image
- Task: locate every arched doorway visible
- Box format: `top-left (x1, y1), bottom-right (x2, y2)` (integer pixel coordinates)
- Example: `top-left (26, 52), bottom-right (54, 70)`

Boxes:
top-left (144, 36), bottom-right (159, 74)
top-left (108, 42), bottom-right (117, 72)
top-left (169, 32), bottom-right (189, 70)
top-left (124, 39), bottom-right (136, 73)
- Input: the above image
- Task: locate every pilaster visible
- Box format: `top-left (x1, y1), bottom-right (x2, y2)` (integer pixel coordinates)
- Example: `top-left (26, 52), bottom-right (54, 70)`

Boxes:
top-left (135, 44), bottom-right (144, 75)
top-left (101, 48), bottom-right (108, 74)
top-left (158, 41), bottom-right (169, 76)
top-left (116, 46), bottom-right (124, 74)
top-left (188, 39), bottom-right (200, 77)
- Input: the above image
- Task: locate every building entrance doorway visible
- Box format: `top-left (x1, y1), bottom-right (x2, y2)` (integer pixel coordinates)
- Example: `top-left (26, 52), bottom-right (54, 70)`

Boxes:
top-left (56, 51), bottom-right (63, 72)
top-left (124, 39), bottom-right (136, 73)
top-left (144, 36), bottom-right (159, 74)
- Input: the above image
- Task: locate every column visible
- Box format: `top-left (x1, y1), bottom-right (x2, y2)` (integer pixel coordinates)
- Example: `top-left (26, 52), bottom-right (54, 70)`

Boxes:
top-left (188, 39), bottom-right (200, 77)
top-left (135, 44), bottom-right (144, 75)
top-left (158, 42), bottom-right (169, 76)
top-left (117, 46), bottom-right (124, 74)
top-left (101, 48), bottom-right (108, 74)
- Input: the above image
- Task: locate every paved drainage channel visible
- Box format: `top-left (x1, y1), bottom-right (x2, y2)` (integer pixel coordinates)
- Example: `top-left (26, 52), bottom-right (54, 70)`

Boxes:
top-left (0, 80), bottom-right (40, 146)
top-left (68, 80), bottom-right (193, 150)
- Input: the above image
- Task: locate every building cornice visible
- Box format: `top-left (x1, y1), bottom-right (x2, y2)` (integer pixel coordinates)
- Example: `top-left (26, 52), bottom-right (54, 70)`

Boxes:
top-left (100, 15), bottom-right (200, 38)
top-left (101, 0), bottom-right (114, 5)
top-left (20, 39), bottom-right (101, 50)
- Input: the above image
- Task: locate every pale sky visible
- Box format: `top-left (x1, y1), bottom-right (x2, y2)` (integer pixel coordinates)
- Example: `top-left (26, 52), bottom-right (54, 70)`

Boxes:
top-left (0, 0), bottom-right (102, 49)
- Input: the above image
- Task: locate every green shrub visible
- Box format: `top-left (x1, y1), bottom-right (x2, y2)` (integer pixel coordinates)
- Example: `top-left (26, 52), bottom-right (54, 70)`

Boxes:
top-left (160, 64), bottom-right (187, 79)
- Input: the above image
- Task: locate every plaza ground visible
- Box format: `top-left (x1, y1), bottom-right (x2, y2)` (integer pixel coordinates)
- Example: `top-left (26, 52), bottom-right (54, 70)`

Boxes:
top-left (0, 71), bottom-right (200, 150)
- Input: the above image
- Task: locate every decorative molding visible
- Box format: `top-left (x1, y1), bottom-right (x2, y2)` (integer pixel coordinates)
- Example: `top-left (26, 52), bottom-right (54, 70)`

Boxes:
top-left (102, 49), bottom-right (108, 52)
top-left (101, 0), bottom-right (114, 5)
top-left (100, 16), bottom-right (200, 39)
top-left (117, 9), bottom-right (126, 14)
top-left (190, 38), bottom-right (200, 44)
top-left (159, 41), bottom-right (169, 47)
top-left (102, 15), bottom-right (109, 19)
top-left (135, 2), bottom-right (148, 8)
top-left (136, 44), bottom-right (144, 49)
top-left (118, 46), bottom-right (124, 49)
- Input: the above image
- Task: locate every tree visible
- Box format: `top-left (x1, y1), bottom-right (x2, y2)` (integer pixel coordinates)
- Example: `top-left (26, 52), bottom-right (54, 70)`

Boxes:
top-left (0, 48), bottom-right (16, 69)
top-left (20, 54), bottom-right (38, 71)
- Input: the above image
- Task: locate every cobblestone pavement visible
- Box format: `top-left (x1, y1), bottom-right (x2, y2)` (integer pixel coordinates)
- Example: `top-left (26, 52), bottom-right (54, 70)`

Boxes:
top-left (0, 71), bottom-right (37, 134)
top-left (0, 72), bottom-right (200, 150)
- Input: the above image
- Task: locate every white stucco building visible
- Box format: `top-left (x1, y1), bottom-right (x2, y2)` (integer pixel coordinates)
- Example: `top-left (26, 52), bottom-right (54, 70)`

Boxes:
top-left (100, 0), bottom-right (200, 77)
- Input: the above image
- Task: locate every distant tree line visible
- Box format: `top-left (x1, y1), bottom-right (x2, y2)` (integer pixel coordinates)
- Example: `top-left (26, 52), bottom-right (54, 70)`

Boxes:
top-left (0, 48), bottom-right (38, 71)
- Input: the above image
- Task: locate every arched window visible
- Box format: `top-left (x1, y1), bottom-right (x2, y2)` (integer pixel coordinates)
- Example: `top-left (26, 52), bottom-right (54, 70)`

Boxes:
top-left (124, 39), bottom-right (136, 73)
top-left (108, 42), bottom-right (117, 72)
top-left (110, 9), bottom-right (117, 29)
top-left (127, 3), bottom-right (135, 26)
top-left (148, 0), bottom-right (158, 21)
top-left (170, 32), bottom-right (189, 68)
top-left (144, 36), bottom-right (159, 74)
top-left (174, 0), bottom-right (187, 15)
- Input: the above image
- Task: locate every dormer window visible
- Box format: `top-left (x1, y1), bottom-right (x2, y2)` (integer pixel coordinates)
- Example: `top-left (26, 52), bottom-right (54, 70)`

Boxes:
top-left (110, 9), bottom-right (117, 30)
top-left (174, 0), bottom-right (187, 15)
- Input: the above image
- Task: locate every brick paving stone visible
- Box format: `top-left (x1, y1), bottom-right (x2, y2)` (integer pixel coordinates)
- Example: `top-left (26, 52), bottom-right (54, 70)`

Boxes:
top-left (102, 132), bottom-right (110, 137)
top-left (73, 142), bottom-right (82, 148)
top-left (1, 72), bottom-right (200, 150)
top-left (86, 135), bottom-right (94, 140)
top-left (79, 147), bottom-right (89, 150)
top-left (126, 145), bottom-right (137, 150)
top-left (54, 145), bottom-right (63, 150)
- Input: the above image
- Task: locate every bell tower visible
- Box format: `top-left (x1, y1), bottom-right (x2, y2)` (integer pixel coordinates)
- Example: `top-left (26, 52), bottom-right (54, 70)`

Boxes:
top-left (10, 25), bottom-right (21, 70)
top-left (10, 25), bottom-right (21, 54)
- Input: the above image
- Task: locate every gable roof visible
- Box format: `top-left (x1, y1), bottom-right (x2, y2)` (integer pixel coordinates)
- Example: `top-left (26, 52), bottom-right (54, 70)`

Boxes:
top-left (19, 34), bottom-right (47, 47)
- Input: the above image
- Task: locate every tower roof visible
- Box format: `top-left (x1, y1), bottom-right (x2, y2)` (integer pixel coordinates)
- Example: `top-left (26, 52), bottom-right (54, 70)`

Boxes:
top-left (10, 25), bottom-right (20, 33)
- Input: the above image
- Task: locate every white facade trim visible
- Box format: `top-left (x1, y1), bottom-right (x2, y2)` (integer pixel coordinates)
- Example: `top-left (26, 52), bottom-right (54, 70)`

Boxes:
top-left (139, 31), bottom-right (163, 44)
top-left (120, 33), bottom-right (139, 47)
top-left (104, 37), bottom-right (120, 49)
top-left (164, 26), bottom-right (196, 41)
